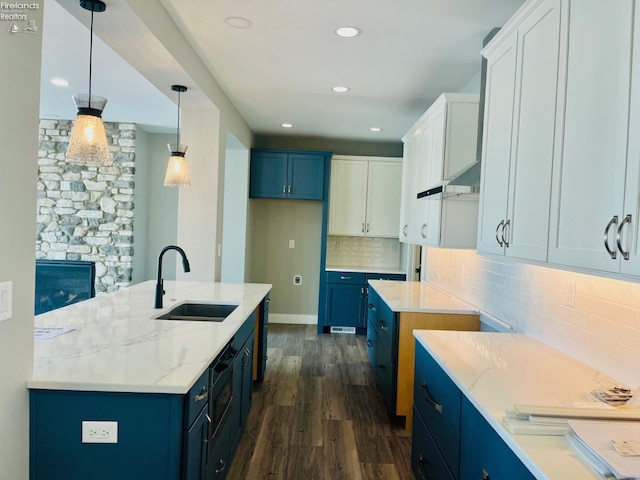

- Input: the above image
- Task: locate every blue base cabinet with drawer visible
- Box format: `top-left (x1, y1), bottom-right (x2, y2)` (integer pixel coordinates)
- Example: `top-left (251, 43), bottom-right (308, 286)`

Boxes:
top-left (321, 271), bottom-right (405, 333)
top-left (412, 339), bottom-right (536, 480)
top-left (249, 149), bottom-right (332, 200)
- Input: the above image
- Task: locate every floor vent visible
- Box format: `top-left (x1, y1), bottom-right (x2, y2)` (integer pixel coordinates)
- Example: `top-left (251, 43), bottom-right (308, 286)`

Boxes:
top-left (330, 326), bottom-right (356, 334)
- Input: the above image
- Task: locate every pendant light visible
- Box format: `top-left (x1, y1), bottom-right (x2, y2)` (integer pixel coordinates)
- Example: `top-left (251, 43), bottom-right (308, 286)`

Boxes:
top-left (164, 85), bottom-right (191, 187)
top-left (66, 0), bottom-right (112, 166)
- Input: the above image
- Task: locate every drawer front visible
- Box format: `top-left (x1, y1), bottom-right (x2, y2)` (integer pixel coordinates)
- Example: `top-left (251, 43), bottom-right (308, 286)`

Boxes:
top-left (375, 340), bottom-right (396, 413)
top-left (366, 318), bottom-right (377, 369)
top-left (186, 368), bottom-right (210, 428)
top-left (414, 340), bottom-right (461, 477)
top-left (365, 273), bottom-right (406, 282)
top-left (412, 406), bottom-right (455, 480)
top-left (326, 271), bottom-right (366, 284)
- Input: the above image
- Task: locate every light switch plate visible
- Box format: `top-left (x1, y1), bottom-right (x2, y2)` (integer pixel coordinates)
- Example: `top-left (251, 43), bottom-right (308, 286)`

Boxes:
top-left (0, 281), bottom-right (12, 322)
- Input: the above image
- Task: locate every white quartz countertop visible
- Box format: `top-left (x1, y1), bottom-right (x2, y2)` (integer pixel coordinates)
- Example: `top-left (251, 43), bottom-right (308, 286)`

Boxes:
top-left (29, 281), bottom-right (271, 395)
top-left (415, 330), bottom-right (621, 480)
top-left (368, 280), bottom-right (478, 314)
top-left (325, 265), bottom-right (406, 275)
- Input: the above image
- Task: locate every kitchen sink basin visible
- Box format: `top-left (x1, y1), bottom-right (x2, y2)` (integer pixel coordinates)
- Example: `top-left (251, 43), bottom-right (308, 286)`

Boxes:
top-left (155, 302), bottom-right (239, 322)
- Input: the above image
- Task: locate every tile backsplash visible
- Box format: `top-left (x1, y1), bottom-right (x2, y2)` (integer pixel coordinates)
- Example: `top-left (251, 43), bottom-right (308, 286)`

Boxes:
top-left (326, 236), bottom-right (401, 269)
top-left (423, 247), bottom-right (640, 387)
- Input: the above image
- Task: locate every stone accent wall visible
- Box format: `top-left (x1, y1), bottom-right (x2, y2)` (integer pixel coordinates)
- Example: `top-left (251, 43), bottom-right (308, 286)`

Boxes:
top-left (36, 119), bottom-right (136, 294)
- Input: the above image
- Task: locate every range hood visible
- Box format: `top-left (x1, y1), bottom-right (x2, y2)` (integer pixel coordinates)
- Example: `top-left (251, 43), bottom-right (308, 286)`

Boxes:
top-left (417, 161), bottom-right (481, 199)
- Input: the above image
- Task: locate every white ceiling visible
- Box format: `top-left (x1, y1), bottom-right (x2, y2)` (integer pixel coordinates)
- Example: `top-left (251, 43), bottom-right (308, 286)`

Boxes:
top-left (40, 0), bottom-right (526, 142)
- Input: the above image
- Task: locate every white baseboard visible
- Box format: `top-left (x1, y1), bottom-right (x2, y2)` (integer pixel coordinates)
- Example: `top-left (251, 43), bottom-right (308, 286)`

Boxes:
top-left (269, 314), bottom-right (317, 325)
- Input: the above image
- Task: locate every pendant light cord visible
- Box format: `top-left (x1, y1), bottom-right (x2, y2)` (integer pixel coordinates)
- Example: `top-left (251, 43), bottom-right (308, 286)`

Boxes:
top-left (88, 8), bottom-right (94, 108)
top-left (176, 90), bottom-right (181, 146)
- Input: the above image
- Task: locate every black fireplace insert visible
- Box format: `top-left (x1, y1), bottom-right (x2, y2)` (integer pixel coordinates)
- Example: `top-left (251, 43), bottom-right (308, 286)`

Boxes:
top-left (35, 260), bottom-right (96, 315)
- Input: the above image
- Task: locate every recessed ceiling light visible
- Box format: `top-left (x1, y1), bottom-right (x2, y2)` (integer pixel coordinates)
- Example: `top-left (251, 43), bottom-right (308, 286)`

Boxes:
top-left (50, 77), bottom-right (70, 87)
top-left (335, 26), bottom-right (361, 38)
top-left (281, 123), bottom-right (293, 128)
top-left (370, 127), bottom-right (383, 132)
top-left (224, 16), bottom-right (252, 29)
top-left (332, 86), bottom-right (350, 93)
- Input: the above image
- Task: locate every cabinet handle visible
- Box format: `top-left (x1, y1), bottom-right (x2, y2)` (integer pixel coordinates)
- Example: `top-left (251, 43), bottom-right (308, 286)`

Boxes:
top-left (617, 214), bottom-right (632, 260)
top-left (379, 321), bottom-right (387, 332)
top-left (366, 222), bottom-right (370, 233)
top-left (604, 215), bottom-right (619, 259)
top-left (362, 222), bottom-right (365, 233)
top-left (420, 223), bottom-right (428, 239)
top-left (215, 459), bottom-right (226, 474)
top-left (403, 224), bottom-right (408, 237)
top-left (421, 381), bottom-right (443, 414)
top-left (366, 339), bottom-right (373, 348)
top-left (288, 185), bottom-right (292, 194)
top-left (340, 276), bottom-right (351, 280)
top-left (482, 469), bottom-right (490, 480)
top-left (502, 219), bottom-right (510, 248)
top-left (368, 303), bottom-right (375, 311)
top-left (282, 185), bottom-right (287, 195)
top-left (194, 386), bottom-right (208, 402)
top-left (495, 220), bottom-right (504, 247)
top-left (360, 287), bottom-right (365, 295)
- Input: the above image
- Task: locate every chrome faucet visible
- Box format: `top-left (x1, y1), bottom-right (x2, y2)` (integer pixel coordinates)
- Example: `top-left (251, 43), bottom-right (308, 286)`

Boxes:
top-left (155, 245), bottom-right (191, 309)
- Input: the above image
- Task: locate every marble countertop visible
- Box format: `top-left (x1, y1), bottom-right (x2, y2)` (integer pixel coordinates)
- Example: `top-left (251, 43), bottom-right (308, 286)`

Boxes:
top-left (325, 265), bottom-right (406, 275)
top-left (368, 280), bottom-right (478, 314)
top-left (415, 330), bottom-right (620, 480)
top-left (28, 280), bottom-right (271, 395)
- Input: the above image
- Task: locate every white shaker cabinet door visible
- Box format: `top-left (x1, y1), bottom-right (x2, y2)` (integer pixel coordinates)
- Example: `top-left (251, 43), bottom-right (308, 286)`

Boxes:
top-left (477, 32), bottom-right (518, 256)
top-left (328, 159), bottom-right (368, 236)
top-left (366, 161), bottom-right (403, 238)
top-left (505, 0), bottom-right (560, 262)
top-left (400, 129), bottom-right (424, 243)
top-left (548, 0), bottom-right (633, 272)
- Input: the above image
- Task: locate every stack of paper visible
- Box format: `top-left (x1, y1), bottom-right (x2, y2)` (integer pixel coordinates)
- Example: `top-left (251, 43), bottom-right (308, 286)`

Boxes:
top-left (567, 420), bottom-right (640, 479)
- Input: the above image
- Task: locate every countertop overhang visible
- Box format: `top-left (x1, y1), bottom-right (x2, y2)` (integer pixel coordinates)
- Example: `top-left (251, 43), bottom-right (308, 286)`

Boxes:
top-left (28, 280), bottom-right (272, 395)
top-left (368, 280), bottom-right (478, 314)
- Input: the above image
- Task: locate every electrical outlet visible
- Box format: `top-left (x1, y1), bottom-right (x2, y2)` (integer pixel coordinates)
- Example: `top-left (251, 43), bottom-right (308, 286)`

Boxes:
top-left (82, 421), bottom-right (118, 444)
top-left (293, 275), bottom-right (302, 285)
top-left (289, 240), bottom-right (295, 249)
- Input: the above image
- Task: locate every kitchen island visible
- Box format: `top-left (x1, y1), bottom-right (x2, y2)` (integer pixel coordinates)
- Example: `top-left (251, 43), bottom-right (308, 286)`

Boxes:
top-left (366, 280), bottom-right (480, 429)
top-left (28, 280), bottom-right (271, 480)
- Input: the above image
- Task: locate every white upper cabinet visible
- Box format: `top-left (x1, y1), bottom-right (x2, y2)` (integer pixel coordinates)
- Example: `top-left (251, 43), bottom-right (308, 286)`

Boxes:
top-left (478, 0), bottom-right (561, 261)
top-left (548, 0), bottom-right (637, 274)
top-left (400, 93), bottom-right (480, 247)
top-left (329, 156), bottom-right (402, 238)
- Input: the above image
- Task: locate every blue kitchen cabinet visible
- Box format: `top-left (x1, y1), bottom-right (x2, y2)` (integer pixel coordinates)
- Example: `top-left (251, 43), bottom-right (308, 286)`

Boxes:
top-left (249, 149), bottom-right (330, 200)
top-left (322, 272), bottom-right (405, 333)
top-left (255, 294), bottom-right (269, 381)
top-left (412, 339), bottom-right (535, 480)
top-left (231, 329), bottom-right (254, 453)
top-left (206, 419), bottom-right (231, 480)
top-left (185, 406), bottom-right (209, 480)
top-left (460, 397), bottom-right (536, 480)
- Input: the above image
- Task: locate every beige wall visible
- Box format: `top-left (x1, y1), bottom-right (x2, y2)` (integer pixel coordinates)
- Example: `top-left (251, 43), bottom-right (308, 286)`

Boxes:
top-left (0, 5), bottom-right (43, 477)
top-left (247, 200), bottom-right (322, 318)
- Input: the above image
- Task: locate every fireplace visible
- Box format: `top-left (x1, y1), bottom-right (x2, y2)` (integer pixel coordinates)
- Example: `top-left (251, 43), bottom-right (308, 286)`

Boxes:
top-left (35, 260), bottom-right (96, 315)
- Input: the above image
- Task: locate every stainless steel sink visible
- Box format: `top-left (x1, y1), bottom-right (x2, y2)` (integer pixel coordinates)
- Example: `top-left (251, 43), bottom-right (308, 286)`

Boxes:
top-left (155, 302), bottom-right (238, 322)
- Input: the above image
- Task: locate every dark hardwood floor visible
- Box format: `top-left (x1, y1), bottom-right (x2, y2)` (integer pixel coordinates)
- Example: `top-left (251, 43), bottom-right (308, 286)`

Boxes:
top-left (227, 324), bottom-right (413, 480)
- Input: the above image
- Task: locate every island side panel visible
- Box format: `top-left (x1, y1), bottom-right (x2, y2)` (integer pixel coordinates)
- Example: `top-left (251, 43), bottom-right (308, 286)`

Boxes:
top-left (397, 312), bottom-right (480, 430)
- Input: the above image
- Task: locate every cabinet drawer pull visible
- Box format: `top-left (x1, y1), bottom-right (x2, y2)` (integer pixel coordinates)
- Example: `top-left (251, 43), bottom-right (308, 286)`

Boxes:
top-left (340, 276), bottom-right (351, 280)
top-left (366, 339), bottom-right (373, 348)
top-left (421, 381), bottom-right (443, 414)
top-left (482, 469), bottom-right (490, 480)
top-left (368, 303), bottom-right (375, 311)
top-left (502, 219), bottom-right (510, 248)
top-left (215, 459), bottom-right (226, 474)
top-left (604, 215), bottom-right (619, 259)
top-left (495, 220), bottom-right (505, 247)
top-left (379, 321), bottom-right (387, 332)
top-left (617, 214), bottom-right (632, 260)
top-left (194, 386), bottom-right (208, 402)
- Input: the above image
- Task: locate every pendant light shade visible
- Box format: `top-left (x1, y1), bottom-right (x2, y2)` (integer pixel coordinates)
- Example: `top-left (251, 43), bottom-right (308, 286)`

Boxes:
top-left (66, 0), bottom-right (112, 166)
top-left (164, 85), bottom-right (191, 187)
